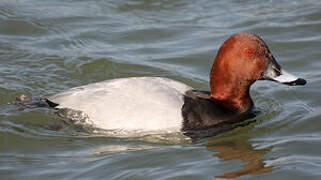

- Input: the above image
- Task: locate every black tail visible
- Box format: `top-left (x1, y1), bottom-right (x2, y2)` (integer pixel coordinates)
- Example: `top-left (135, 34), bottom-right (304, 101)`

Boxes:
top-left (13, 95), bottom-right (59, 110)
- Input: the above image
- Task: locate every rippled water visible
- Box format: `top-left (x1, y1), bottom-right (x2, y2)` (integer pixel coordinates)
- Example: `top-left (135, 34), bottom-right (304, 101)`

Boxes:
top-left (1, 0), bottom-right (321, 179)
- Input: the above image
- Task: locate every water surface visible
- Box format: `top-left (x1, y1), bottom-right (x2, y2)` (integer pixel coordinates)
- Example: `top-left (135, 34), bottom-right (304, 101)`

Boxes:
top-left (1, 0), bottom-right (321, 179)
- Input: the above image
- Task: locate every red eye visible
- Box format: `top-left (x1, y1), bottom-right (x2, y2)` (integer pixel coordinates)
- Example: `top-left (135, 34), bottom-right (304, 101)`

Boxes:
top-left (245, 49), bottom-right (252, 55)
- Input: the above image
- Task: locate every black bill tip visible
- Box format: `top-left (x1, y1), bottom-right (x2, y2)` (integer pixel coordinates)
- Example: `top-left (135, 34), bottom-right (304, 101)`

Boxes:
top-left (283, 78), bottom-right (307, 86)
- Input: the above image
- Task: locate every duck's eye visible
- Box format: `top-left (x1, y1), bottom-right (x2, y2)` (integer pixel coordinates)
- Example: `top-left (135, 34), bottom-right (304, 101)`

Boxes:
top-left (245, 49), bottom-right (252, 55)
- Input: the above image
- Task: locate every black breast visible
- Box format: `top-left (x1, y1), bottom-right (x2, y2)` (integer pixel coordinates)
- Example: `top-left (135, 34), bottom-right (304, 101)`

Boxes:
top-left (181, 90), bottom-right (256, 136)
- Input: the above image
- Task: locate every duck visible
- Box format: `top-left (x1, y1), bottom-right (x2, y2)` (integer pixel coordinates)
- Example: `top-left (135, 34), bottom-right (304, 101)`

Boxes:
top-left (19, 33), bottom-right (307, 134)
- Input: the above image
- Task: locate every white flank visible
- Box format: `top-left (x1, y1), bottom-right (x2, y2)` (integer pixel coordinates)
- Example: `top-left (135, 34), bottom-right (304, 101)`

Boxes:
top-left (272, 69), bottom-right (298, 83)
top-left (48, 77), bottom-right (192, 132)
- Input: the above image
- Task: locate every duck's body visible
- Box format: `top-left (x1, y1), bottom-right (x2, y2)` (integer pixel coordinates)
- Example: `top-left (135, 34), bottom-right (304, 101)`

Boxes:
top-left (48, 76), bottom-right (255, 132)
top-left (17, 33), bottom-right (306, 134)
top-left (48, 77), bottom-right (192, 131)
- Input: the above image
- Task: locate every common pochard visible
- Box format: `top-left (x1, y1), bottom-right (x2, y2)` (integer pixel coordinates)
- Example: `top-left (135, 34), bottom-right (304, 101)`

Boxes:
top-left (17, 33), bottom-right (307, 134)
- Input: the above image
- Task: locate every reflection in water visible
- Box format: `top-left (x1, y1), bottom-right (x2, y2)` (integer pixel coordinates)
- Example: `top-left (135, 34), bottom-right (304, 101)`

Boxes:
top-left (206, 130), bottom-right (273, 179)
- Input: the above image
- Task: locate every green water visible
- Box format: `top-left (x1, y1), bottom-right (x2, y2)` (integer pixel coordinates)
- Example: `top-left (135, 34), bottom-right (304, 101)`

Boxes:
top-left (0, 0), bottom-right (320, 179)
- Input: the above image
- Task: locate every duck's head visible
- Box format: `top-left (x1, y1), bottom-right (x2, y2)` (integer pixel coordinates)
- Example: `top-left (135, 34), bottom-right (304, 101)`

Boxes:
top-left (210, 33), bottom-right (306, 111)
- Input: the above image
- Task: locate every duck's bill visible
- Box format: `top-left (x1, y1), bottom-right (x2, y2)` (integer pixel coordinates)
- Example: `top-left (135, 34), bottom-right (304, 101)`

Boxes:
top-left (269, 69), bottom-right (307, 86)
top-left (260, 56), bottom-right (306, 86)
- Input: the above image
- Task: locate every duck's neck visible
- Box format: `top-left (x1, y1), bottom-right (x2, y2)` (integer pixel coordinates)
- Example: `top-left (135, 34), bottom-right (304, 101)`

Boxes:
top-left (210, 87), bottom-right (253, 113)
top-left (210, 71), bottom-right (254, 113)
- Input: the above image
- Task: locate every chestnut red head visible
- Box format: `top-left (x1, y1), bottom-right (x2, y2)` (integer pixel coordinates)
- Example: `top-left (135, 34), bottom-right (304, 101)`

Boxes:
top-left (209, 33), bottom-right (306, 111)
